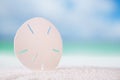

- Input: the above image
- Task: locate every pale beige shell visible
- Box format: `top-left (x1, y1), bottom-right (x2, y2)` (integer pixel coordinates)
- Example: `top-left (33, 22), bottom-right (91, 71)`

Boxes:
top-left (14, 17), bottom-right (62, 71)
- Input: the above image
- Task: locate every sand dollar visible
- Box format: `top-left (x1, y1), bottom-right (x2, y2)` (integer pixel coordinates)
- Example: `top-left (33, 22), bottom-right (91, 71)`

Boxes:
top-left (14, 17), bottom-right (62, 71)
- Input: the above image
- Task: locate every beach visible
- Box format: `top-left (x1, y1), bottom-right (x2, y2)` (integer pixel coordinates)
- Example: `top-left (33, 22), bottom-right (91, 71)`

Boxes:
top-left (0, 67), bottom-right (120, 80)
top-left (0, 54), bottom-right (120, 80)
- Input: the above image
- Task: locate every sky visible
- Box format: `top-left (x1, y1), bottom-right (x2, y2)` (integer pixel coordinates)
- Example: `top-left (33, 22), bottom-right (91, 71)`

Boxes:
top-left (0, 0), bottom-right (120, 42)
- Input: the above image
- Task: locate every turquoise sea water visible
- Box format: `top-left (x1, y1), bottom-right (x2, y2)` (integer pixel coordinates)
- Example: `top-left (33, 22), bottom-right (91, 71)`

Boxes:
top-left (0, 41), bottom-right (120, 56)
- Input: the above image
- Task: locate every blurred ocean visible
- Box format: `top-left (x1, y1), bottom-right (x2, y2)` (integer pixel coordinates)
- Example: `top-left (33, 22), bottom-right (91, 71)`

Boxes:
top-left (1, 40), bottom-right (120, 56)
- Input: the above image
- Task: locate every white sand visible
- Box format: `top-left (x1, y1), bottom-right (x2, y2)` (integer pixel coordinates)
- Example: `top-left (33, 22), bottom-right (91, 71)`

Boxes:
top-left (0, 67), bottom-right (120, 80)
top-left (0, 53), bottom-right (120, 80)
